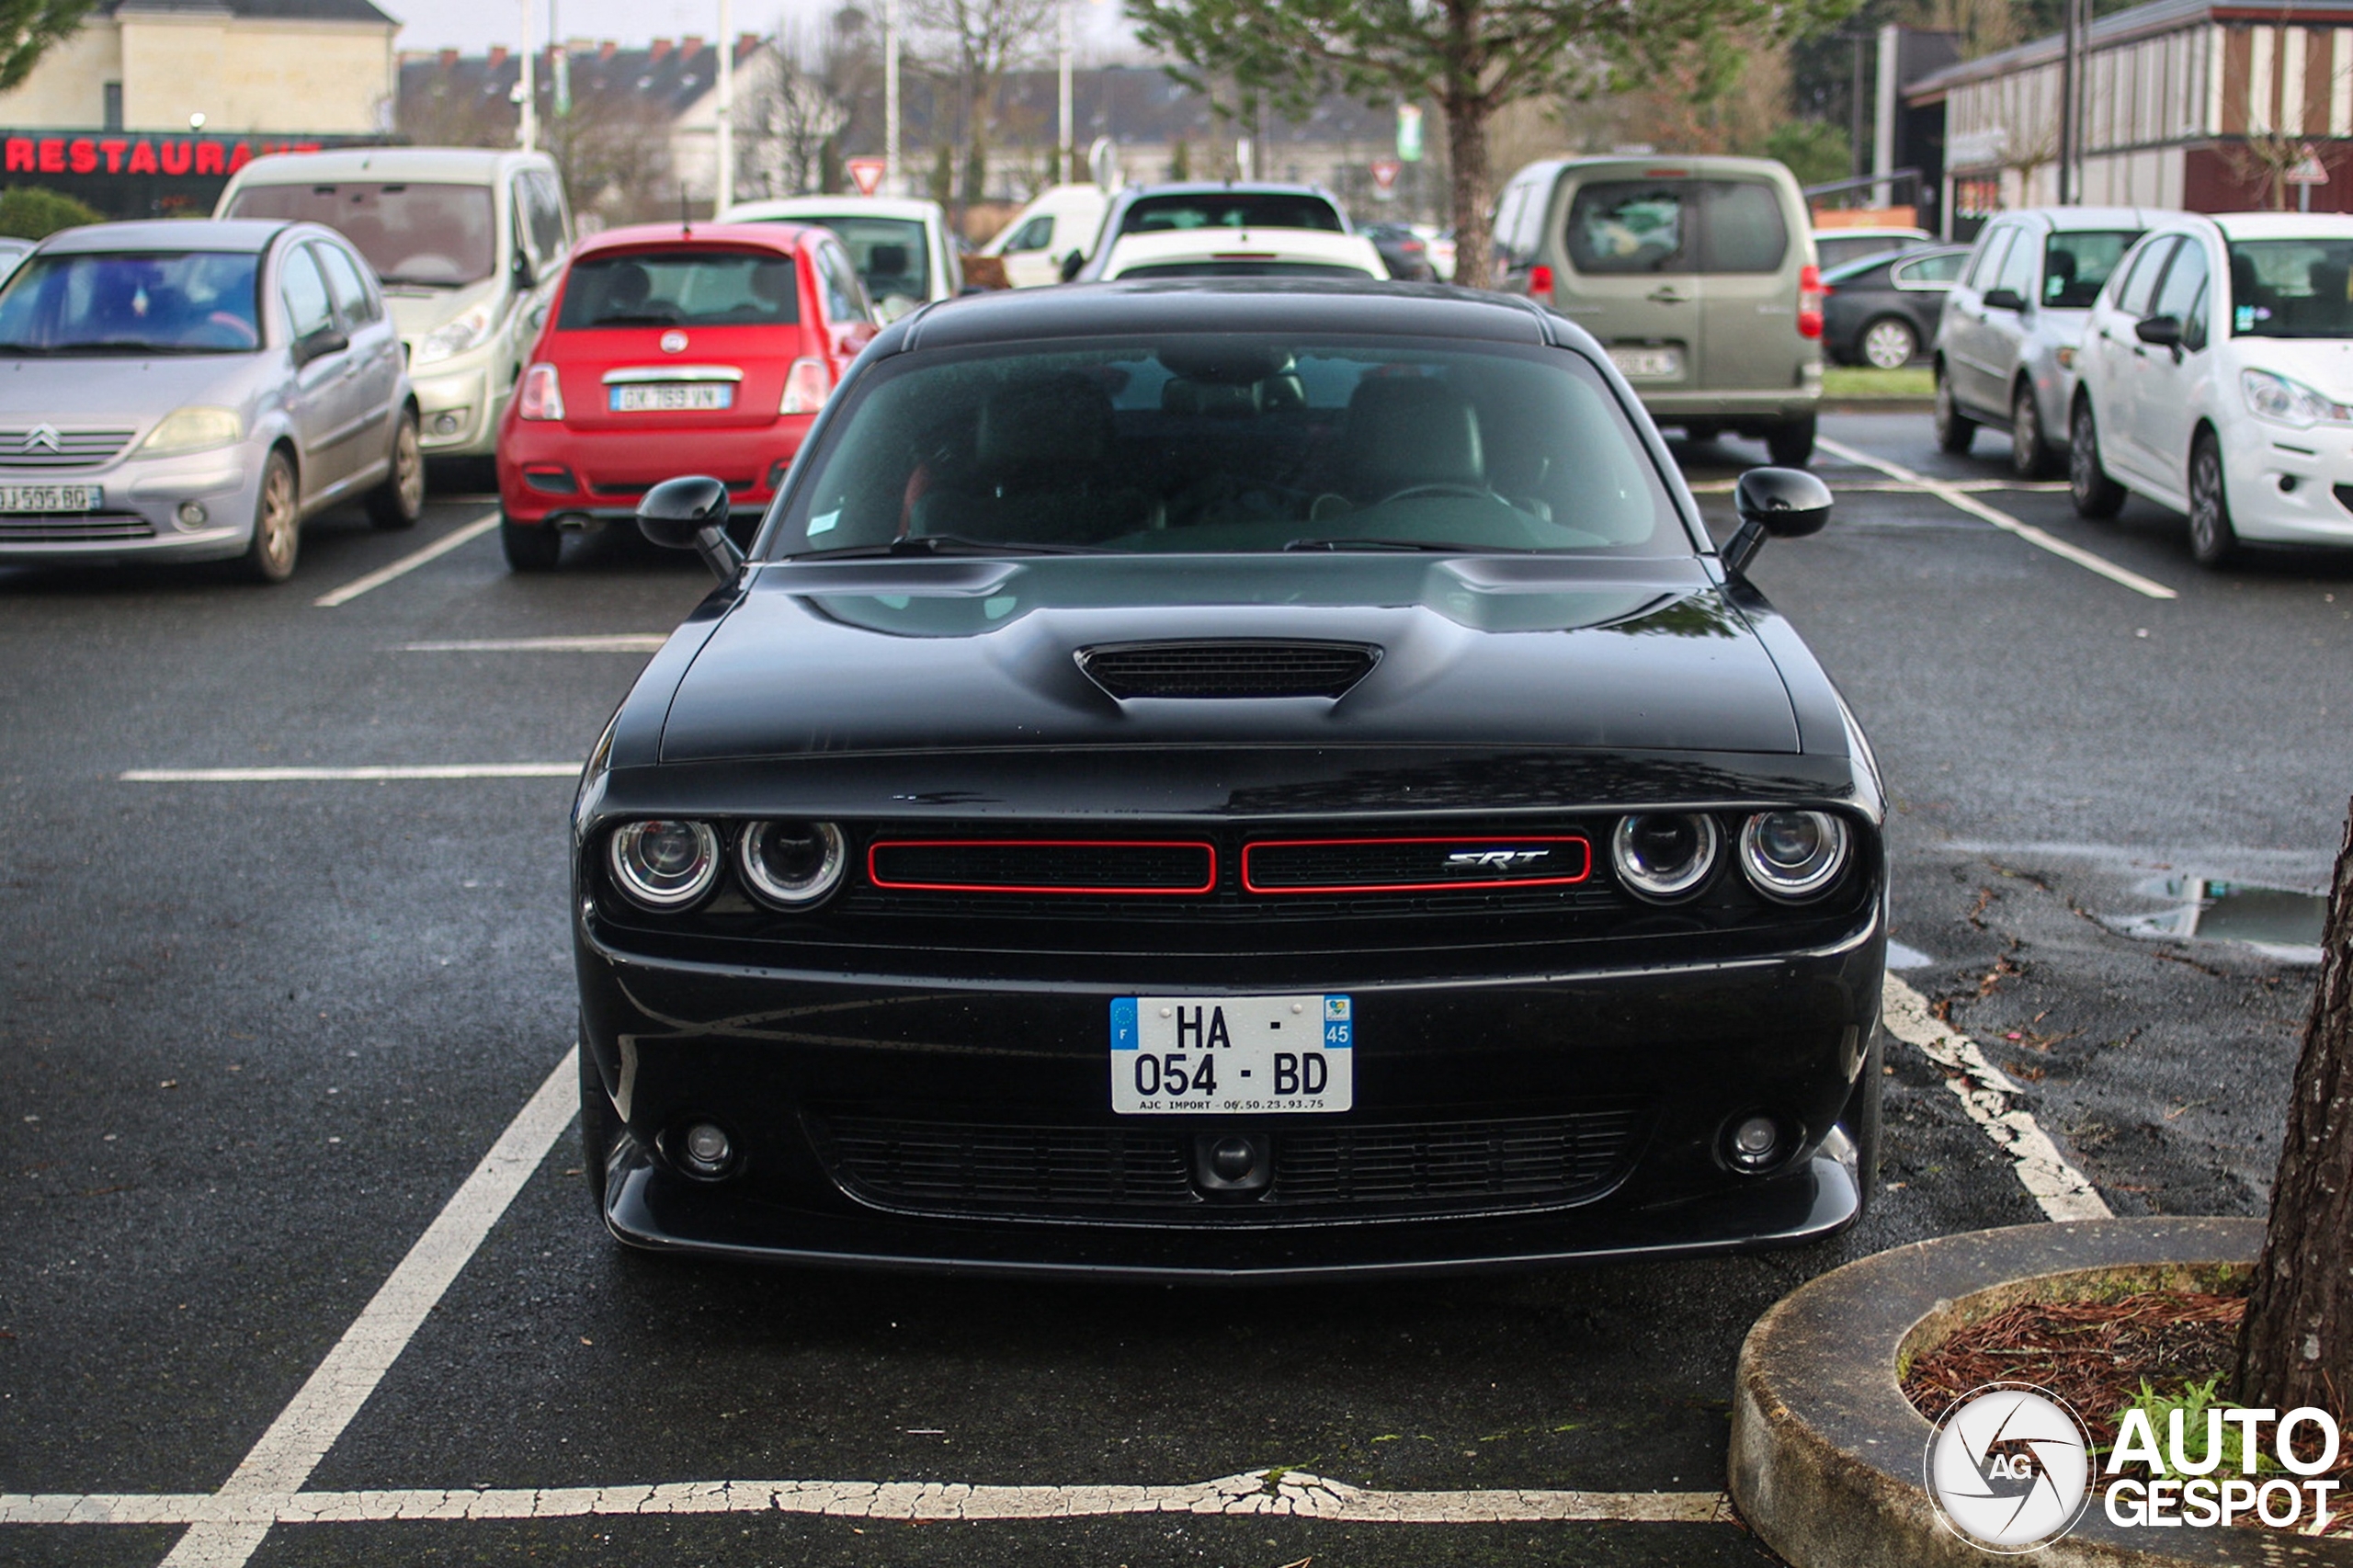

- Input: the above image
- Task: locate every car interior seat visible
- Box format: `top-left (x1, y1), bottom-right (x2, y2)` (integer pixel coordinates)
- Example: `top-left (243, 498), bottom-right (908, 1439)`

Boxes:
top-left (910, 373), bottom-right (1158, 542)
top-left (1340, 377), bottom-right (1486, 502)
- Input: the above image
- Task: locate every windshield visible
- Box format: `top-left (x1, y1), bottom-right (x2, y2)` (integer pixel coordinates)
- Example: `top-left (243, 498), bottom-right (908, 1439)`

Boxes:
top-left (775, 336), bottom-right (1680, 558)
top-left (224, 182), bottom-right (497, 287)
top-left (1117, 194), bottom-right (1344, 236)
top-left (0, 251), bottom-right (260, 354)
top-left (557, 250), bottom-right (799, 329)
top-left (1114, 262), bottom-right (1375, 278)
top-left (786, 215), bottom-right (928, 302)
top-left (2043, 230), bottom-right (2140, 308)
top-left (2228, 238), bottom-right (2353, 337)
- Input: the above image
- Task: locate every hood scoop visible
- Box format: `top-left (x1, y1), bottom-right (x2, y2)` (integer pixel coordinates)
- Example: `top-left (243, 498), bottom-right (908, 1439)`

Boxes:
top-left (1076, 639), bottom-right (1381, 700)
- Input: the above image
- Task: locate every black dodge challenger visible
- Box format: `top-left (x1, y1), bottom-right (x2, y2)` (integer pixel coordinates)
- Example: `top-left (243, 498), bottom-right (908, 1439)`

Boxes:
top-left (573, 280), bottom-right (1886, 1280)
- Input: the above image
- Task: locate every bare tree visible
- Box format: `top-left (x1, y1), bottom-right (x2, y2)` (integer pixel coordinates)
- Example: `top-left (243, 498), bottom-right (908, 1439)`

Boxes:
top-left (736, 26), bottom-right (852, 199)
top-left (906, 0), bottom-right (1056, 204)
top-left (546, 93), bottom-right (680, 225)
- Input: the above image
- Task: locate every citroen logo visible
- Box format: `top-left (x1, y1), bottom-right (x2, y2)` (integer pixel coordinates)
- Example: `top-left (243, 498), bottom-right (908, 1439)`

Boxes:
top-left (23, 424), bottom-right (61, 453)
top-left (1446, 848), bottom-right (1552, 870)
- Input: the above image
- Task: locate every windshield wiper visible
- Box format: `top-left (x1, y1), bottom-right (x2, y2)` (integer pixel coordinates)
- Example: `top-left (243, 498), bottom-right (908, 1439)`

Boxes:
top-left (587, 312), bottom-right (684, 327)
top-left (47, 340), bottom-right (229, 356)
top-left (1285, 536), bottom-right (1519, 552)
top-left (378, 275), bottom-right (462, 289)
top-left (0, 341), bottom-right (51, 356)
top-left (790, 534), bottom-right (1107, 560)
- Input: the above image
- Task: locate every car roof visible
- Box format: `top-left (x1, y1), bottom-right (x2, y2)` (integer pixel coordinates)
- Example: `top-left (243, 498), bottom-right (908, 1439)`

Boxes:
top-left (1823, 242), bottom-right (1968, 281)
top-left (894, 278), bottom-right (1550, 352)
top-left (2208, 211), bottom-right (2353, 240)
top-left (722, 196), bottom-right (944, 225)
top-left (38, 219), bottom-right (291, 255)
top-left (1115, 180), bottom-right (1339, 201)
top-left (1989, 206), bottom-right (2162, 233)
top-left (1102, 228), bottom-right (1383, 274)
top-left (1511, 153), bottom-right (1799, 182)
top-left (227, 146), bottom-right (553, 185)
top-left (1813, 227), bottom-right (1932, 240)
top-left (572, 222), bottom-right (812, 257)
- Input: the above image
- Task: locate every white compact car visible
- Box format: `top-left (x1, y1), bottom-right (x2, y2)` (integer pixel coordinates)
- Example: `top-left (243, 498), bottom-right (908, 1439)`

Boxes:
top-left (719, 195), bottom-right (959, 321)
top-left (1097, 228), bottom-right (1389, 281)
top-left (2070, 211), bottom-right (2353, 566)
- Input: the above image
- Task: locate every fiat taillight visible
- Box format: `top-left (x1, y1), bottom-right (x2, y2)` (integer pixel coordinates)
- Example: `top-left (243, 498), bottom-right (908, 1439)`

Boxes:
top-left (516, 363), bottom-right (565, 421)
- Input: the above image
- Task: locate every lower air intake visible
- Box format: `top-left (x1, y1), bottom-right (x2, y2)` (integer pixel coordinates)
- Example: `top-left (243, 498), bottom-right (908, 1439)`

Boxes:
top-left (1077, 640), bottom-right (1380, 699)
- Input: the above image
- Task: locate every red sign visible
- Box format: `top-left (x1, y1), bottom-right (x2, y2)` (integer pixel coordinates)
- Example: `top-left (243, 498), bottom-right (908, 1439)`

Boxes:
top-left (847, 157), bottom-right (887, 197)
top-left (1, 133), bottom-right (329, 180)
top-left (1370, 157), bottom-right (1402, 194)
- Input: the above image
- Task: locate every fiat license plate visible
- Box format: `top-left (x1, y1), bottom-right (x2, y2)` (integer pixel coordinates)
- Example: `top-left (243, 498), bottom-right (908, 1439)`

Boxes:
top-left (610, 383), bottom-right (732, 412)
top-left (1607, 345), bottom-right (1683, 380)
top-left (0, 483), bottom-right (99, 512)
top-left (1110, 994), bottom-right (1353, 1114)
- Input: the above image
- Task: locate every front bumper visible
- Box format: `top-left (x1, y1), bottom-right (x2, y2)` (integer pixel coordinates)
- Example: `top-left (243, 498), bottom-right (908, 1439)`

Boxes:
top-left (410, 363), bottom-right (506, 457)
top-left (0, 446), bottom-right (261, 566)
top-left (1635, 385), bottom-right (1822, 425)
top-left (2222, 419), bottom-right (2353, 549)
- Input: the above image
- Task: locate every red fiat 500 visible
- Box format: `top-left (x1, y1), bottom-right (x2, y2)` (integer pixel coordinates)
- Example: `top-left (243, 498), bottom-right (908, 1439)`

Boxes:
top-left (495, 222), bottom-right (877, 571)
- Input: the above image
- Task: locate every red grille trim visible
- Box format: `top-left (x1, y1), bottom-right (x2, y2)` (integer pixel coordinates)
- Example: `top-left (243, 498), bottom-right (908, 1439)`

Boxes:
top-left (1242, 835), bottom-right (1594, 895)
top-left (866, 838), bottom-right (1219, 896)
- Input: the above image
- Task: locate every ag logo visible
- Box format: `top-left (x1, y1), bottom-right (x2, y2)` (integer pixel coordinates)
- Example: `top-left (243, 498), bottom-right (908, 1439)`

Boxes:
top-left (1444, 848), bottom-right (1550, 870)
top-left (1926, 1383), bottom-right (2093, 1552)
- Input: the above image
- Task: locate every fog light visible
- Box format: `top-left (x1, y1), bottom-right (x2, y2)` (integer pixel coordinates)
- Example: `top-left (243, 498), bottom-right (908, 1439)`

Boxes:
top-left (676, 1120), bottom-right (733, 1176)
top-left (175, 501), bottom-right (208, 529)
top-left (1726, 1114), bottom-right (1783, 1171)
top-left (431, 410), bottom-right (465, 437)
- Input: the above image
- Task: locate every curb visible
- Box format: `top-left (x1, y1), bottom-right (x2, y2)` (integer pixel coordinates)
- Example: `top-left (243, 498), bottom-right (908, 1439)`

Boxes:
top-left (1730, 1217), bottom-right (2353, 1567)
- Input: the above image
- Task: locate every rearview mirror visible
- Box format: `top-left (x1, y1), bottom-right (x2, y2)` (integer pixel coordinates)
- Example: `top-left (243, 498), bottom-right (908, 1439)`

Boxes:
top-left (638, 474), bottom-right (744, 585)
top-left (1722, 466), bottom-right (1833, 574)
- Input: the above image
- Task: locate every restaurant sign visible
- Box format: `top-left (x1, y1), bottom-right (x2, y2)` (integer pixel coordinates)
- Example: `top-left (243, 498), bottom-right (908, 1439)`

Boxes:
top-left (0, 130), bottom-right (388, 216)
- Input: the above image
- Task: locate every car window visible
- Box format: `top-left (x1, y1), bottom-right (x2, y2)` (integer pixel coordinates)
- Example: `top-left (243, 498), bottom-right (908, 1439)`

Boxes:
top-left (2227, 237), bottom-right (2353, 337)
top-left (1492, 179), bottom-right (1537, 269)
top-left (1697, 181), bottom-right (1787, 273)
top-left (556, 248), bottom-right (799, 328)
top-left (278, 244), bottom-right (334, 339)
top-left (1006, 216), bottom-right (1054, 253)
top-left (2152, 241), bottom-right (2208, 325)
top-left (1565, 180), bottom-right (1687, 274)
top-left (815, 242), bottom-right (869, 323)
top-left (1893, 251), bottom-right (1968, 286)
top-left (312, 242), bottom-right (379, 325)
top-left (225, 181), bottom-right (497, 288)
top-left (1116, 192), bottom-right (1344, 235)
top-left (524, 171), bottom-right (569, 259)
top-left (2116, 236), bottom-right (2177, 316)
top-left (1822, 256), bottom-right (1893, 289)
top-left (1816, 234), bottom-right (1903, 270)
top-left (1966, 227), bottom-right (2013, 290)
top-left (2043, 230), bottom-right (2141, 308)
top-left (1994, 228), bottom-right (2039, 300)
top-left (797, 216), bottom-right (929, 303)
top-left (778, 337), bottom-right (1679, 559)
top-left (0, 249), bottom-right (261, 353)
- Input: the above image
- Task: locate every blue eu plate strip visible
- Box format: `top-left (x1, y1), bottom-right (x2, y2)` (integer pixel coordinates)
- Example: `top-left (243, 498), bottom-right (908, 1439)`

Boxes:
top-left (1108, 996), bottom-right (1138, 1051)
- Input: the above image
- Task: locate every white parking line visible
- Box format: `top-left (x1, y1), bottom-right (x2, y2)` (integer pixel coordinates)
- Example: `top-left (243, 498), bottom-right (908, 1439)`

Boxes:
top-left (1815, 437), bottom-right (2178, 601)
top-left (155, 1049), bottom-right (579, 1568)
top-left (397, 635), bottom-right (668, 653)
top-left (312, 512), bottom-right (500, 608)
top-left (1683, 478), bottom-right (2069, 495)
top-left (1881, 977), bottom-right (2111, 1222)
top-left (119, 765), bottom-right (578, 782)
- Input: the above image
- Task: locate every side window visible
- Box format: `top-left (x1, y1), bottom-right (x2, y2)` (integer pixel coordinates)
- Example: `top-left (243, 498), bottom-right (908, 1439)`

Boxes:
top-left (2153, 241), bottom-right (2209, 333)
top-left (1006, 216), bottom-right (1055, 253)
top-left (526, 171), bottom-right (569, 259)
top-left (2181, 279), bottom-right (2211, 351)
top-left (1564, 180), bottom-right (1688, 274)
top-left (1696, 180), bottom-right (1788, 273)
top-left (510, 177), bottom-right (538, 268)
top-left (278, 244), bottom-right (334, 340)
top-left (1490, 181), bottom-right (1529, 268)
top-left (1967, 227), bottom-right (2014, 290)
top-left (313, 242), bottom-right (378, 325)
top-left (1994, 226), bottom-right (2039, 300)
top-left (2117, 236), bottom-right (2178, 316)
top-left (817, 243), bottom-right (866, 322)
top-left (1894, 251), bottom-right (1968, 286)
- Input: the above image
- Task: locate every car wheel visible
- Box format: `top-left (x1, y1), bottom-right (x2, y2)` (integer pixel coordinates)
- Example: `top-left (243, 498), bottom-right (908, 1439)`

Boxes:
top-left (1933, 364), bottom-right (1975, 455)
top-left (2188, 433), bottom-right (2241, 568)
top-left (364, 406), bottom-right (426, 529)
top-left (1859, 316), bottom-right (1918, 370)
top-left (2068, 396), bottom-right (2126, 518)
top-left (579, 1036), bottom-right (618, 1210)
top-left (501, 512), bottom-right (563, 573)
top-left (1765, 415), bottom-right (1815, 468)
top-left (240, 449), bottom-right (301, 584)
top-left (2010, 381), bottom-right (2060, 479)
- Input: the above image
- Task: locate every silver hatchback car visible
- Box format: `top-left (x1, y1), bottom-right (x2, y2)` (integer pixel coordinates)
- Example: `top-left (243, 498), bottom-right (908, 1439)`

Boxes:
top-left (0, 219), bottom-right (421, 583)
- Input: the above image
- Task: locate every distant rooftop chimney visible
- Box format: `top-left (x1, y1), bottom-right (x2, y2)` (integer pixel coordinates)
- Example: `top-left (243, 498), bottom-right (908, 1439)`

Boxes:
top-left (438, 46), bottom-right (458, 66)
top-left (649, 37), bottom-right (672, 60)
top-left (598, 39), bottom-right (616, 59)
top-left (735, 31), bottom-right (757, 54)
top-left (680, 34), bottom-right (703, 57)
top-left (487, 44), bottom-right (508, 67)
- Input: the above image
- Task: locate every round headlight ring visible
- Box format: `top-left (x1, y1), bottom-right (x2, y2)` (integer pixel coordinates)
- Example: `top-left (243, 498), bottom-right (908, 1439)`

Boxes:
top-left (607, 819), bottom-right (722, 910)
top-left (1610, 812), bottom-right (1721, 902)
top-left (1738, 811), bottom-right (1850, 902)
top-left (737, 819), bottom-right (847, 908)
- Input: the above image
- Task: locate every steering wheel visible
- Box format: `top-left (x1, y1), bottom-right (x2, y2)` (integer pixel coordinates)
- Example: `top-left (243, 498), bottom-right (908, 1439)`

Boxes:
top-left (1370, 482), bottom-right (1506, 508)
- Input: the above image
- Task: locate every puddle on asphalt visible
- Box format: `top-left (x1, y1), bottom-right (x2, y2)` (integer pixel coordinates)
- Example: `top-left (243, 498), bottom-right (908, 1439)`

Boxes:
top-left (2107, 876), bottom-right (2328, 964)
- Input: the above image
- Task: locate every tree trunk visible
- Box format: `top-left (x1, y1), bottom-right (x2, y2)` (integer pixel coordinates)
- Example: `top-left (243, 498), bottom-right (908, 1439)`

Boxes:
top-left (1446, 95), bottom-right (1494, 291)
top-left (2237, 798), bottom-right (2353, 1415)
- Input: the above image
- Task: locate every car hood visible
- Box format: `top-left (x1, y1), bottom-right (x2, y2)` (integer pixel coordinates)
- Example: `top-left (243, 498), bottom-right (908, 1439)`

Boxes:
top-left (2234, 336), bottom-right (2353, 398)
top-left (658, 554), bottom-right (1805, 764)
top-left (0, 352), bottom-right (272, 423)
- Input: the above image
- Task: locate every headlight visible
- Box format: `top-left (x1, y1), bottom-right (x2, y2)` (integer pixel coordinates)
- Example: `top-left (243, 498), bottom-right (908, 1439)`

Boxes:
top-left (1737, 812), bottom-right (1850, 902)
top-left (607, 820), bottom-right (721, 910)
top-left (138, 406), bottom-right (244, 456)
top-left (1610, 813), bottom-right (1720, 901)
top-left (737, 820), bottom-right (847, 908)
top-left (414, 301), bottom-right (496, 366)
top-left (2241, 368), bottom-right (2353, 428)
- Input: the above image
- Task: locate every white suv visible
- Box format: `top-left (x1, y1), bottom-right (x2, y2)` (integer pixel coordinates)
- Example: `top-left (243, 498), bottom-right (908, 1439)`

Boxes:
top-left (2069, 211), bottom-right (2353, 567)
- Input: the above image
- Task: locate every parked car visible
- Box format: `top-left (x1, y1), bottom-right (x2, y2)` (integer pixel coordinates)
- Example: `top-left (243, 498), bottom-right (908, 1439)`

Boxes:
top-left (1812, 225), bottom-right (1935, 271)
top-left (1097, 227), bottom-right (1388, 280)
top-left (720, 195), bottom-right (959, 322)
top-left (2068, 211), bottom-right (2353, 567)
top-left (1931, 205), bottom-right (2155, 477)
top-left (1360, 221), bottom-right (1435, 280)
top-left (980, 183), bottom-right (1110, 288)
top-left (1820, 244), bottom-right (1971, 369)
top-left (1490, 154), bottom-right (1824, 464)
top-left (1414, 223), bottom-right (1457, 282)
top-left (0, 220), bottom-right (421, 583)
top-left (574, 279), bottom-right (1886, 1278)
top-left (494, 222), bottom-right (877, 572)
top-left (1065, 183), bottom-right (1352, 282)
top-left (218, 147), bottom-right (572, 460)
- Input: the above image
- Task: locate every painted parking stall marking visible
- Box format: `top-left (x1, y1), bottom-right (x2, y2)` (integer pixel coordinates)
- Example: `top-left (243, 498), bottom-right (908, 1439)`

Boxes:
top-left (119, 764), bottom-right (580, 782)
top-left (397, 634), bottom-right (671, 653)
top-left (311, 510), bottom-right (500, 608)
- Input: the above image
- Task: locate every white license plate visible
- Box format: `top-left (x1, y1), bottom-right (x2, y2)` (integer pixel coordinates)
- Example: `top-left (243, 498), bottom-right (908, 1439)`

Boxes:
top-left (610, 383), bottom-right (733, 412)
top-left (1110, 994), bottom-right (1354, 1115)
top-left (1608, 346), bottom-right (1684, 380)
top-left (0, 483), bottom-right (100, 513)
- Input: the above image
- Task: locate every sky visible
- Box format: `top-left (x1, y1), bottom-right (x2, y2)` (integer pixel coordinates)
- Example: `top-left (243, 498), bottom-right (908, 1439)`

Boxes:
top-left (383, 0), bottom-right (1136, 61)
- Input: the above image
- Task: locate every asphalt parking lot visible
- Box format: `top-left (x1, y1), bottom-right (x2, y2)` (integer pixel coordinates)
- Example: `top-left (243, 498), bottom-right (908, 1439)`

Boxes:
top-left (2, 414), bottom-right (2347, 1567)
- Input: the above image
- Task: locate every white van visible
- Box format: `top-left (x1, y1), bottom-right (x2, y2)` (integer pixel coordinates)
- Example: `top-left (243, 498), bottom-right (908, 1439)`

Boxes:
top-left (981, 183), bottom-right (1109, 288)
top-left (217, 148), bottom-right (572, 459)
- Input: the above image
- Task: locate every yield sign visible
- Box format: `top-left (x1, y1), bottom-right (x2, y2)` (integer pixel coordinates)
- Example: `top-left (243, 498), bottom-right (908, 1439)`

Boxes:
top-left (847, 157), bottom-right (887, 196)
top-left (1370, 157), bottom-right (1402, 194)
top-left (2288, 147), bottom-right (2330, 185)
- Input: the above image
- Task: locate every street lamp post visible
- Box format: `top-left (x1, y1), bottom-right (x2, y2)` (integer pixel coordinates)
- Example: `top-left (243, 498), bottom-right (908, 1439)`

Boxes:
top-left (716, 0), bottom-right (733, 213)
top-left (1058, 0), bottom-right (1073, 185)
top-left (517, 0), bottom-right (537, 150)
top-left (884, 0), bottom-right (900, 195)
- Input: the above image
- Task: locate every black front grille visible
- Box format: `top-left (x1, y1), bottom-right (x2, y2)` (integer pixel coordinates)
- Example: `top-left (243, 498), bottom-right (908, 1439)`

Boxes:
top-left (0, 429), bottom-right (134, 468)
top-left (810, 1108), bottom-right (1646, 1220)
top-left (0, 514), bottom-right (153, 541)
top-left (867, 838), bottom-right (1217, 895)
top-left (1077, 640), bottom-right (1380, 699)
top-left (1243, 835), bottom-right (1593, 893)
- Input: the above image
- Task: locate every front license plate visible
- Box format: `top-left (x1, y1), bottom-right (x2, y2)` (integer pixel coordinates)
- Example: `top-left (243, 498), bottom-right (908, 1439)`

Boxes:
top-left (1608, 345), bottom-right (1684, 380)
top-left (1110, 994), bottom-right (1354, 1114)
top-left (609, 383), bottom-right (732, 412)
top-left (0, 483), bottom-right (99, 512)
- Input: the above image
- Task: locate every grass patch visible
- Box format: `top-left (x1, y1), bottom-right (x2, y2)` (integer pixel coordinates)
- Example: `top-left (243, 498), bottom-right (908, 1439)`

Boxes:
top-left (1824, 365), bottom-right (1934, 399)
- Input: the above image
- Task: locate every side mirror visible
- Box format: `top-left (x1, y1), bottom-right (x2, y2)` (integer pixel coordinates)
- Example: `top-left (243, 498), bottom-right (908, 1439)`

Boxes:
top-left (1058, 249), bottom-right (1086, 283)
top-left (638, 474), bottom-right (744, 585)
top-left (1722, 466), bottom-right (1833, 574)
top-left (291, 325), bottom-right (349, 367)
top-left (2134, 313), bottom-right (2183, 348)
top-left (511, 248), bottom-right (538, 290)
top-left (1981, 286), bottom-right (2028, 312)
